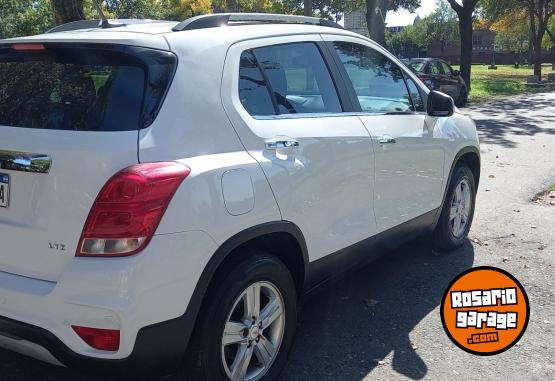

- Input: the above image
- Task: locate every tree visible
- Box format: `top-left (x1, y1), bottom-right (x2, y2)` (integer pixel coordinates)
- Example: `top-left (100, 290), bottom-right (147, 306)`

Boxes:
top-left (524, 0), bottom-right (554, 77)
top-left (425, 0), bottom-right (460, 55)
top-left (52, 0), bottom-right (85, 23)
top-left (489, 8), bottom-right (529, 63)
top-left (0, 0), bottom-right (54, 38)
top-left (387, 2), bottom-right (459, 59)
top-left (483, 0), bottom-right (554, 77)
top-left (446, 0), bottom-right (480, 91)
top-left (366, 0), bottom-right (420, 47)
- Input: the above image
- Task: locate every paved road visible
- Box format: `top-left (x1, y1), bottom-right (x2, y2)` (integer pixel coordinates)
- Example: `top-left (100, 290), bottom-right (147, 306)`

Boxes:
top-left (1, 92), bottom-right (554, 381)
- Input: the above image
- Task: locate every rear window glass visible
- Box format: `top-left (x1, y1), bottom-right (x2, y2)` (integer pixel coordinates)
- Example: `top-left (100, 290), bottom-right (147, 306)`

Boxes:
top-left (0, 45), bottom-right (176, 131)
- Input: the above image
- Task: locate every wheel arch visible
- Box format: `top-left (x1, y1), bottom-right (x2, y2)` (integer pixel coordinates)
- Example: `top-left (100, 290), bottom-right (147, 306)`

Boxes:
top-left (175, 221), bottom-right (309, 362)
top-left (432, 146), bottom-right (481, 230)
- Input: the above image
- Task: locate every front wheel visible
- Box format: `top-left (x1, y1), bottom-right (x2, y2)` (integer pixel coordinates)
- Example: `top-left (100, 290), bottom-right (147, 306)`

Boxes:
top-left (456, 87), bottom-right (468, 107)
top-left (184, 253), bottom-right (297, 381)
top-left (433, 164), bottom-right (476, 251)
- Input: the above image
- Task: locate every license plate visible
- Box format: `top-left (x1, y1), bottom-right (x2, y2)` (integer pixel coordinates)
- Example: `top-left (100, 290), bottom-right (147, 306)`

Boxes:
top-left (0, 173), bottom-right (9, 208)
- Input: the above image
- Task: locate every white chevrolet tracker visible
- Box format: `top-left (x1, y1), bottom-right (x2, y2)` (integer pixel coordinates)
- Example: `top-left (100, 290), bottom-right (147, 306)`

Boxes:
top-left (0, 13), bottom-right (480, 381)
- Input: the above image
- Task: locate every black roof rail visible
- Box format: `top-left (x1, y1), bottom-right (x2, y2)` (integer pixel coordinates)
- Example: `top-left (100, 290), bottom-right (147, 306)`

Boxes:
top-left (172, 13), bottom-right (344, 32)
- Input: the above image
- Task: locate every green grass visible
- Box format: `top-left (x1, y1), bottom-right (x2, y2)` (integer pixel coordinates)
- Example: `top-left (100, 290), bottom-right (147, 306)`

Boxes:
top-left (549, 183), bottom-right (555, 192)
top-left (451, 64), bottom-right (554, 104)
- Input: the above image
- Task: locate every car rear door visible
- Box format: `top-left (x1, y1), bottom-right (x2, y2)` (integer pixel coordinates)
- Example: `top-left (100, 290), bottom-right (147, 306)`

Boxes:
top-left (222, 35), bottom-right (377, 262)
top-left (323, 36), bottom-right (445, 232)
top-left (0, 42), bottom-right (175, 281)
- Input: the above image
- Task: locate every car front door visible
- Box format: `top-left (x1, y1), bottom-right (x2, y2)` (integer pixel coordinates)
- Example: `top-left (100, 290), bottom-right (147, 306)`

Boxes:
top-left (222, 36), bottom-right (377, 262)
top-left (440, 61), bottom-right (461, 98)
top-left (324, 36), bottom-right (445, 232)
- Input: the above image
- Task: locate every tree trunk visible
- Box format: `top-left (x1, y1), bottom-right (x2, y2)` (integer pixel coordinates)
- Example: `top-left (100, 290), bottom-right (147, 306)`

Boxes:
top-left (304, 0), bottom-right (313, 16)
top-left (458, 10), bottom-right (473, 91)
top-left (365, 0), bottom-right (386, 47)
top-left (51, 0), bottom-right (85, 24)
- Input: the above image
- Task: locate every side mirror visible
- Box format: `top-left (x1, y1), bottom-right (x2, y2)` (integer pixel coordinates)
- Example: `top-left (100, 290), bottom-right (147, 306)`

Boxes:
top-left (452, 70), bottom-right (460, 76)
top-left (427, 90), bottom-right (454, 117)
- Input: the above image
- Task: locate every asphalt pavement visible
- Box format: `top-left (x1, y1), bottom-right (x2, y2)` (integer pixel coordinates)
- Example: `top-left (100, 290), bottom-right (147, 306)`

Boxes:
top-left (1, 92), bottom-right (554, 381)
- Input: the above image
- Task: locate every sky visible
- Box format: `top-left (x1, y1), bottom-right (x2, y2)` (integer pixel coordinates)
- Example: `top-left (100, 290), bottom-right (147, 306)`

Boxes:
top-left (385, 0), bottom-right (439, 27)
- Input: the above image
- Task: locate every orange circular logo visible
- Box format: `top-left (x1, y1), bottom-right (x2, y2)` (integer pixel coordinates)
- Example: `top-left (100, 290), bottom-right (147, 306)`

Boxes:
top-left (440, 266), bottom-right (529, 355)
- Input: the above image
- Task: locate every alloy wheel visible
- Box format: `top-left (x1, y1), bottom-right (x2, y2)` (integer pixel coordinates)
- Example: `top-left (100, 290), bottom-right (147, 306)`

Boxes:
top-left (221, 281), bottom-right (285, 381)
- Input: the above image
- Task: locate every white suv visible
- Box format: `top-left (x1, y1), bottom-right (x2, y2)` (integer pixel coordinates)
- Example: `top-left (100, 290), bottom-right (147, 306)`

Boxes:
top-left (0, 14), bottom-right (480, 381)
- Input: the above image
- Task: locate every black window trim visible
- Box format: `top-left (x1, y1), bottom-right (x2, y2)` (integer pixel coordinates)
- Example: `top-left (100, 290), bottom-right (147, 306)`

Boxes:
top-left (239, 41), bottom-right (355, 119)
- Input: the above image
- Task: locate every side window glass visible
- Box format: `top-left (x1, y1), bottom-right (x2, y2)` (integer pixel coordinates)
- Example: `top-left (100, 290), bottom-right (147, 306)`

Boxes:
top-left (441, 62), bottom-right (452, 75)
top-left (333, 42), bottom-right (412, 113)
top-left (253, 43), bottom-right (342, 114)
top-left (239, 50), bottom-right (276, 116)
top-left (405, 76), bottom-right (426, 112)
top-left (430, 62), bottom-right (444, 75)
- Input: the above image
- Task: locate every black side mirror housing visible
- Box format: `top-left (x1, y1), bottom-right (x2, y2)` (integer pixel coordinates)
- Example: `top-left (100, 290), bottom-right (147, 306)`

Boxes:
top-left (427, 90), bottom-right (455, 117)
top-left (452, 69), bottom-right (460, 76)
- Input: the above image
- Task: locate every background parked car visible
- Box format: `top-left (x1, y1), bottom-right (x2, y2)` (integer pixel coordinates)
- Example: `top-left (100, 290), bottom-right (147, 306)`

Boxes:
top-left (402, 58), bottom-right (468, 107)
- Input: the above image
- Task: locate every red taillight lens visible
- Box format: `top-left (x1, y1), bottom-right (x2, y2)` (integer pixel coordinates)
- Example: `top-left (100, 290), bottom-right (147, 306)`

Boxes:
top-left (76, 162), bottom-right (190, 257)
top-left (72, 326), bottom-right (120, 351)
top-left (11, 43), bottom-right (46, 51)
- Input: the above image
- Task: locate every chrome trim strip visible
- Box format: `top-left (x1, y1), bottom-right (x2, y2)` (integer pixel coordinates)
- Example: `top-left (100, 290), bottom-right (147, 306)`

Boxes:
top-left (0, 150), bottom-right (51, 174)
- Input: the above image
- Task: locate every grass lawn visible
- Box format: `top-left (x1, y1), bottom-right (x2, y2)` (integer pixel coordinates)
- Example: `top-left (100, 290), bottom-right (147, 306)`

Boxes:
top-left (451, 63), bottom-right (554, 104)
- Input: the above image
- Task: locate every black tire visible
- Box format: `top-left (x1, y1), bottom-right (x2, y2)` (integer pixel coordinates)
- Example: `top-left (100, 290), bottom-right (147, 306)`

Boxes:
top-left (182, 253), bottom-right (297, 381)
top-left (456, 87), bottom-right (468, 107)
top-left (433, 164), bottom-right (476, 251)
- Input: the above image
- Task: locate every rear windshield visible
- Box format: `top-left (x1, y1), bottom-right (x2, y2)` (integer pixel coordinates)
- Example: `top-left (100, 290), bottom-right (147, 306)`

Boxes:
top-left (0, 44), bottom-right (176, 131)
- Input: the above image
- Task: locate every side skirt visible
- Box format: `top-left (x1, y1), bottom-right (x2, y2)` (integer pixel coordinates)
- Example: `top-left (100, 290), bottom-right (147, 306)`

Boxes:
top-left (304, 208), bottom-right (438, 296)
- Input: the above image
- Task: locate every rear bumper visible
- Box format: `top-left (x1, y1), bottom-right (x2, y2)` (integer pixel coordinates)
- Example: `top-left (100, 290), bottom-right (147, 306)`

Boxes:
top-left (0, 314), bottom-right (186, 378)
top-left (0, 230), bottom-right (218, 377)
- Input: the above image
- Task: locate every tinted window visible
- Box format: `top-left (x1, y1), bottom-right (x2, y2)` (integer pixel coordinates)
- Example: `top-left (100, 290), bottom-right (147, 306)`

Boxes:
top-left (333, 42), bottom-right (412, 113)
top-left (429, 61), bottom-right (444, 75)
top-left (0, 45), bottom-right (176, 131)
top-left (253, 43), bottom-right (342, 115)
top-left (405, 77), bottom-right (426, 112)
top-left (239, 50), bottom-right (276, 116)
top-left (441, 62), bottom-right (452, 75)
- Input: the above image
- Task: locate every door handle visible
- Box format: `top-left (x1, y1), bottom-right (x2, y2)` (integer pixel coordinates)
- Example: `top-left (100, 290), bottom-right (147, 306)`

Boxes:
top-left (377, 136), bottom-right (396, 144)
top-left (265, 139), bottom-right (299, 150)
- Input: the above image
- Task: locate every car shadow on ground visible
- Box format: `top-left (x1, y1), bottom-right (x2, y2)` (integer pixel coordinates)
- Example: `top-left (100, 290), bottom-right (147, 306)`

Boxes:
top-left (0, 239), bottom-right (474, 381)
top-left (280, 239), bottom-right (475, 381)
top-left (468, 93), bottom-right (555, 148)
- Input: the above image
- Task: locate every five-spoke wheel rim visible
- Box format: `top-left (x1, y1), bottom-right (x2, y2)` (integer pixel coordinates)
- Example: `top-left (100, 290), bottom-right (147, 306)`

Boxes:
top-left (450, 178), bottom-right (472, 238)
top-left (221, 281), bottom-right (285, 381)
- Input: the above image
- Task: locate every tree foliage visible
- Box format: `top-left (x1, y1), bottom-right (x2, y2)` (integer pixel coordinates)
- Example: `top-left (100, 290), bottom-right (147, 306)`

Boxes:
top-left (481, 0), bottom-right (554, 76)
top-left (365, 0), bottom-right (420, 46)
top-left (387, 0), bottom-right (459, 58)
top-left (0, 0), bottom-right (55, 38)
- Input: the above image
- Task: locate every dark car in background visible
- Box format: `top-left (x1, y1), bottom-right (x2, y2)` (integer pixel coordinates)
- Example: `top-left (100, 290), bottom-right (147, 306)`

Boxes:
top-left (402, 58), bottom-right (468, 107)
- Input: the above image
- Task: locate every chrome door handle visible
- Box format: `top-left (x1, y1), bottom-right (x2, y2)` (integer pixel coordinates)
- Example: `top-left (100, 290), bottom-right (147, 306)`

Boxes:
top-left (377, 136), bottom-right (396, 144)
top-left (0, 150), bottom-right (52, 174)
top-left (265, 139), bottom-right (299, 150)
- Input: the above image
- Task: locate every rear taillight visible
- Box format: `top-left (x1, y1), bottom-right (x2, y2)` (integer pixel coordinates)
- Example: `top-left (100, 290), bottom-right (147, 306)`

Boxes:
top-left (76, 162), bottom-right (190, 257)
top-left (11, 43), bottom-right (46, 51)
top-left (72, 326), bottom-right (120, 351)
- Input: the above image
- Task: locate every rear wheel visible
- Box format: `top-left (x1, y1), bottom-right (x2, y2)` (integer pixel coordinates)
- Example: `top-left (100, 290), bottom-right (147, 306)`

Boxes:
top-left (184, 253), bottom-right (297, 381)
top-left (433, 164), bottom-right (476, 251)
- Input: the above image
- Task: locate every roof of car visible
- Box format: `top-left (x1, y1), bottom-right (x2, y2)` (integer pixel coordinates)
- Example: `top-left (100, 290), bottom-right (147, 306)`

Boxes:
top-left (2, 16), bottom-right (370, 50)
top-left (1, 17), bottom-right (372, 52)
